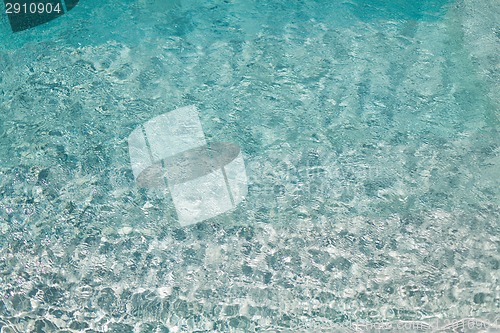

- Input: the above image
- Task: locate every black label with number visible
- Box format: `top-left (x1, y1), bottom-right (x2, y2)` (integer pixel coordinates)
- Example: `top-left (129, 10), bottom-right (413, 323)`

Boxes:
top-left (4, 0), bottom-right (79, 32)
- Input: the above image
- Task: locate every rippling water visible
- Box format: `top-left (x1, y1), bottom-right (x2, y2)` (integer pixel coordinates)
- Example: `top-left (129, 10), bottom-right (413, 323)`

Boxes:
top-left (0, 0), bottom-right (499, 332)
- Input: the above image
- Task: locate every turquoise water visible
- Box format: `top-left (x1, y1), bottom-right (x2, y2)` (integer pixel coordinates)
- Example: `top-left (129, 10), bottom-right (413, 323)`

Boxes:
top-left (0, 0), bottom-right (499, 332)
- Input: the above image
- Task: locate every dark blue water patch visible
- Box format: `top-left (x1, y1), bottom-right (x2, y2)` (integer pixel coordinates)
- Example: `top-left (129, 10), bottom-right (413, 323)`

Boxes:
top-left (1, 0), bottom-right (454, 51)
top-left (346, 0), bottom-right (452, 22)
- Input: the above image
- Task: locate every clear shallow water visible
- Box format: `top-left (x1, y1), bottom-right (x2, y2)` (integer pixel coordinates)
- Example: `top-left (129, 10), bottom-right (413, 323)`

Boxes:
top-left (0, 0), bottom-right (499, 332)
